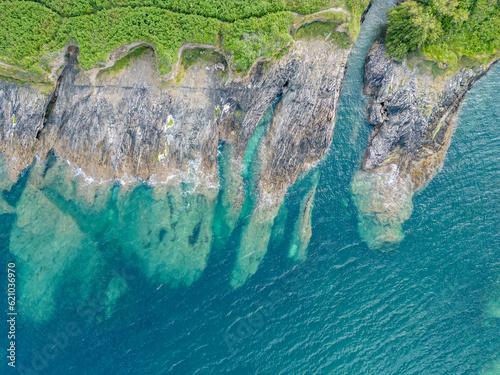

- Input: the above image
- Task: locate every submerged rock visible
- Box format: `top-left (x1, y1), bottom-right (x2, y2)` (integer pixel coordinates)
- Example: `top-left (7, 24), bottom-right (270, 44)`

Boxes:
top-left (351, 164), bottom-right (412, 249)
top-left (119, 184), bottom-right (218, 288)
top-left (288, 171), bottom-right (319, 261)
top-left (482, 360), bottom-right (500, 375)
top-left (485, 279), bottom-right (500, 320)
top-left (103, 275), bottom-right (129, 319)
top-left (231, 202), bottom-right (281, 288)
top-left (0, 155), bottom-right (14, 214)
top-left (10, 182), bottom-right (101, 323)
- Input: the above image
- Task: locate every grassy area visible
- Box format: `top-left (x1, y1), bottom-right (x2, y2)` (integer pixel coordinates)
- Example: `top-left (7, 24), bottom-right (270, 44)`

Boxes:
top-left (98, 46), bottom-right (155, 78)
top-left (292, 21), bottom-right (351, 48)
top-left (329, 30), bottom-right (352, 48)
top-left (404, 49), bottom-right (491, 79)
top-left (14, 0), bottom-right (284, 21)
top-left (0, 69), bottom-right (54, 93)
top-left (345, 0), bottom-right (371, 38)
top-left (293, 10), bottom-right (347, 27)
top-left (15, 0), bottom-right (344, 19)
top-left (0, 2), bottom-right (60, 70)
top-left (405, 51), bottom-right (446, 77)
top-left (386, 0), bottom-right (500, 70)
top-left (0, 0), bottom-right (366, 79)
top-left (222, 11), bottom-right (294, 71)
top-left (54, 7), bottom-right (220, 73)
top-left (291, 9), bottom-right (351, 48)
top-left (292, 21), bottom-right (332, 39)
top-left (176, 47), bottom-right (228, 82)
top-left (180, 48), bottom-right (227, 70)
top-left (284, 0), bottom-right (338, 13)
top-left (11, 0), bottom-right (343, 20)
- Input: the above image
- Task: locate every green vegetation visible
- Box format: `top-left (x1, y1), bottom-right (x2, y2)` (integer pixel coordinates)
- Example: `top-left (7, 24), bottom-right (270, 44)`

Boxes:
top-left (3, 0), bottom-right (497, 80)
top-left (291, 10), bottom-right (351, 48)
top-left (101, 46), bottom-right (152, 75)
top-left (0, 0), bottom-right (364, 79)
top-left (180, 48), bottom-right (226, 70)
top-left (292, 21), bottom-right (336, 40)
top-left (293, 9), bottom-right (347, 27)
top-left (20, 0), bottom-right (341, 19)
top-left (222, 11), bottom-right (294, 71)
top-left (386, 0), bottom-right (500, 69)
top-left (10, 0), bottom-right (343, 20)
top-left (329, 30), bottom-right (352, 48)
top-left (293, 21), bottom-right (351, 47)
top-left (345, 0), bottom-right (371, 38)
top-left (55, 7), bottom-right (220, 73)
top-left (28, 0), bottom-right (286, 21)
top-left (284, 0), bottom-right (336, 14)
top-left (0, 2), bottom-right (60, 71)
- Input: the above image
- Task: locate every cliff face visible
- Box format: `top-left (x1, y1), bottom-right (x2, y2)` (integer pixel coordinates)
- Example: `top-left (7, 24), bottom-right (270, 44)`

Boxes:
top-left (352, 38), bottom-right (495, 249)
top-left (0, 39), bottom-right (347, 197)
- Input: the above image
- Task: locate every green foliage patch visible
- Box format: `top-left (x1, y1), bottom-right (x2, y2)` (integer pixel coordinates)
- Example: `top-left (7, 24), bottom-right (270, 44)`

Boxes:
top-left (294, 10), bottom-right (347, 26)
top-left (11, 0), bottom-right (284, 20)
top-left (386, 0), bottom-right (500, 69)
top-left (0, 2), bottom-right (60, 69)
top-left (222, 11), bottom-right (294, 71)
top-left (292, 20), bottom-right (351, 48)
top-left (54, 7), bottom-right (220, 73)
top-left (181, 48), bottom-right (227, 70)
top-left (0, 0), bottom-right (366, 78)
top-left (18, 0), bottom-right (348, 19)
top-left (292, 21), bottom-right (336, 40)
top-left (345, 0), bottom-right (371, 38)
top-left (284, 0), bottom-right (337, 14)
top-left (99, 46), bottom-right (153, 77)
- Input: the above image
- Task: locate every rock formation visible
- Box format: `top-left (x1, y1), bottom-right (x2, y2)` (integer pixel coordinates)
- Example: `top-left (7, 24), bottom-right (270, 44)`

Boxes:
top-left (352, 38), bottom-right (498, 249)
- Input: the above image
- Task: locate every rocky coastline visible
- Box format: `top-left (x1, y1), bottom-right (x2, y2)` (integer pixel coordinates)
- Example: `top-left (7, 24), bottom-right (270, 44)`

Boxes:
top-left (352, 38), bottom-right (498, 249)
top-left (0, 22), bottom-right (353, 296)
top-left (1, 35), bottom-right (348, 194)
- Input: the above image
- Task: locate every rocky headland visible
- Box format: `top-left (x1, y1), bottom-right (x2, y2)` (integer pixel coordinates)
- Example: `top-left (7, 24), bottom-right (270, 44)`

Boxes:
top-left (352, 38), bottom-right (498, 249)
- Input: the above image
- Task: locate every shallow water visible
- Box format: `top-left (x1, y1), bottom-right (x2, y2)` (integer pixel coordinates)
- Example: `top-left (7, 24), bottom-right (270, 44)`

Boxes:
top-left (2, 0), bottom-right (500, 373)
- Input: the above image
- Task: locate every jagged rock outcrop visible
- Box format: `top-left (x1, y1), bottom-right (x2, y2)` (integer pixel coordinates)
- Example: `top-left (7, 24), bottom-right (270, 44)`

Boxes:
top-left (352, 38), bottom-right (497, 249)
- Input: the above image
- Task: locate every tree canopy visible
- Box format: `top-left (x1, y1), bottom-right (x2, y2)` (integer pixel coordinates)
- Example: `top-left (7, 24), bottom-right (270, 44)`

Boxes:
top-left (385, 0), bottom-right (500, 67)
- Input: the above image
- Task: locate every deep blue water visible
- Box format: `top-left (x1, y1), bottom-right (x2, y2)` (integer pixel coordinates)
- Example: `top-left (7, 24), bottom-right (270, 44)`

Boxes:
top-left (2, 0), bottom-right (500, 373)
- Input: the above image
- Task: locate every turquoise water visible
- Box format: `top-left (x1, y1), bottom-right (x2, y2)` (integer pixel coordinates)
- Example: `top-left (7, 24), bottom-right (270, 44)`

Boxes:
top-left (2, 0), bottom-right (500, 373)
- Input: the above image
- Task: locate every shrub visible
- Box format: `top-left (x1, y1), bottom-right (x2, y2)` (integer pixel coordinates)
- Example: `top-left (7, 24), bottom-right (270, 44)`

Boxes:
top-left (385, 1), bottom-right (441, 61)
top-left (0, 0), bottom-right (369, 76)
